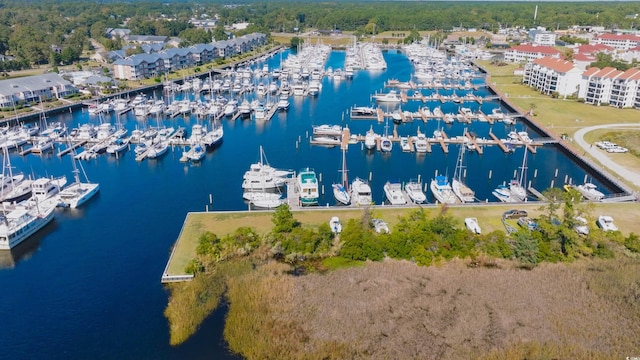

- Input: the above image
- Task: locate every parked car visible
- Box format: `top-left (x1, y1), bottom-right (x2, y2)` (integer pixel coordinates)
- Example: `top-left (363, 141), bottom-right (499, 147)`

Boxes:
top-left (503, 209), bottom-right (528, 219)
top-left (597, 215), bottom-right (618, 232)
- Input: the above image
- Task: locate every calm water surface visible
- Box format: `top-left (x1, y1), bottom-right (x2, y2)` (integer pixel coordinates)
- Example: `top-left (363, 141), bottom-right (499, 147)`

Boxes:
top-left (0, 49), bottom-right (611, 359)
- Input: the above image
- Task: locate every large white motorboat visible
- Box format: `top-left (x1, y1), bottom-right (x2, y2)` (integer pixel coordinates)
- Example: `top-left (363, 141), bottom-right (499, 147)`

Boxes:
top-left (380, 122), bottom-right (393, 153)
top-left (364, 126), bottom-right (377, 150)
top-left (430, 175), bottom-right (460, 204)
top-left (373, 90), bottom-right (402, 103)
top-left (202, 124), bottom-right (224, 148)
top-left (405, 180), bottom-right (426, 203)
top-left (452, 145), bottom-right (475, 203)
top-left (31, 137), bottom-right (55, 153)
top-left (575, 182), bottom-right (605, 201)
top-left (296, 168), bottom-right (319, 206)
top-left (383, 181), bottom-right (407, 205)
top-left (414, 133), bottom-right (428, 153)
top-left (332, 149), bottom-right (351, 205)
top-left (242, 146), bottom-right (290, 191)
top-left (277, 94), bottom-right (290, 110)
top-left (0, 200), bottom-right (56, 250)
top-left (351, 177), bottom-right (372, 206)
top-left (313, 125), bottom-right (342, 137)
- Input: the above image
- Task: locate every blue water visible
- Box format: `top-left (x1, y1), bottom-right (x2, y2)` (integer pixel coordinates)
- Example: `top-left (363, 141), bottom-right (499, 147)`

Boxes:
top-left (0, 49), bottom-right (612, 359)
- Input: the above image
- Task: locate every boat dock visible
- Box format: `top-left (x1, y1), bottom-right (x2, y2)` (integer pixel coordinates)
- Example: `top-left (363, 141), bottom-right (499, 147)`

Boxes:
top-left (438, 131), bottom-right (449, 153)
top-left (350, 106), bottom-right (509, 125)
top-left (488, 131), bottom-right (509, 153)
top-left (56, 140), bottom-right (87, 157)
top-left (465, 131), bottom-right (483, 155)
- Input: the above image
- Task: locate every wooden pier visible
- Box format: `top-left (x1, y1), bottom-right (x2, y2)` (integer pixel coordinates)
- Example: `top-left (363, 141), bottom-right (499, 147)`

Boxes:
top-left (465, 131), bottom-right (483, 155)
top-left (488, 132), bottom-right (509, 153)
top-left (439, 131), bottom-right (449, 153)
top-left (341, 128), bottom-right (350, 151)
top-left (57, 140), bottom-right (87, 157)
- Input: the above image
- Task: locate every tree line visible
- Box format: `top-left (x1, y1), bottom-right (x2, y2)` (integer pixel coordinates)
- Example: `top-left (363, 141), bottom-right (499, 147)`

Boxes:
top-left (0, 1), bottom-right (639, 69)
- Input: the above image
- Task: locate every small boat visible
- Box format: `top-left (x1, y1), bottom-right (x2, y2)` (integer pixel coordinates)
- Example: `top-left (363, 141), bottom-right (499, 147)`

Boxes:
top-left (277, 95), bottom-right (290, 110)
top-left (329, 216), bottom-right (342, 234)
top-left (185, 143), bottom-right (206, 162)
top-left (351, 106), bottom-right (376, 116)
top-left (312, 125), bottom-right (342, 137)
top-left (464, 218), bottom-right (481, 234)
top-left (405, 181), bottom-right (426, 204)
top-left (106, 138), bottom-right (130, 155)
top-left (383, 181), bottom-right (407, 205)
top-left (31, 137), bottom-right (55, 153)
top-left (597, 215), bottom-right (617, 232)
top-left (400, 137), bottom-right (411, 152)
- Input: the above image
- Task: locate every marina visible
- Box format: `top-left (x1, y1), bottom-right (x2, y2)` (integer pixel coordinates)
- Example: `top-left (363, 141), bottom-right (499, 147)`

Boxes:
top-left (0, 42), bottom-right (637, 360)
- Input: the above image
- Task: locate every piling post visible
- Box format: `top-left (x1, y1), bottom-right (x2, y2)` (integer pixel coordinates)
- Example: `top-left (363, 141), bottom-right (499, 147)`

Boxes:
top-left (533, 169), bottom-right (537, 178)
top-left (554, 168), bottom-right (558, 177)
top-left (369, 171), bottom-right (372, 182)
top-left (488, 170), bottom-right (492, 180)
top-left (209, 194), bottom-right (213, 204)
top-left (550, 179), bottom-right (555, 188)
top-left (564, 175), bottom-right (568, 184)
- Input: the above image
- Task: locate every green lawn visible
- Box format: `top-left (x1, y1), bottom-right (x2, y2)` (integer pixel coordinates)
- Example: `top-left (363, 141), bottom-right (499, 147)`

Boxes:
top-left (165, 203), bottom-right (640, 277)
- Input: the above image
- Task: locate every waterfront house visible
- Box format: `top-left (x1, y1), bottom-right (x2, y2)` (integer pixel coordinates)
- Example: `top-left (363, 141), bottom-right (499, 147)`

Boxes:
top-left (113, 53), bottom-right (164, 80)
top-left (523, 57), bottom-right (581, 97)
top-left (504, 44), bottom-right (562, 63)
top-left (0, 73), bottom-right (78, 109)
top-left (591, 33), bottom-right (640, 51)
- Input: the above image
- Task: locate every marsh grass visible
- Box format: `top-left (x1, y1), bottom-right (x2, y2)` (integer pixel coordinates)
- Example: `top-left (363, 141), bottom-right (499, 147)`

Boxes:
top-left (219, 258), bottom-right (640, 359)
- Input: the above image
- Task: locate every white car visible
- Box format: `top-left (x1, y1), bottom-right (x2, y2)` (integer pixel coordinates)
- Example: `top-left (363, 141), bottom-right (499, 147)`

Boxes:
top-left (597, 215), bottom-right (618, 232)
top-left (574, 216), bottom-right (589, 235)
top-left (372, 219), bottom-right (390, 234)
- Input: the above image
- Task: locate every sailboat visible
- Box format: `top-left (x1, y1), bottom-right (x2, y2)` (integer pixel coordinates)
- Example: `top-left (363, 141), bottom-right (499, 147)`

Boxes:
top-left (451, 144), bottom-right (475, 203)
top-left (0, 147), bottom-right (33, 203)
top-left (493, 147), bottom-right (528, 202)
top-left (58, 142), bottom-right (100, 208)
top-left (332, 149), bottom-right (351, 205)
top-left (380, 120), bottom-right (392, 152)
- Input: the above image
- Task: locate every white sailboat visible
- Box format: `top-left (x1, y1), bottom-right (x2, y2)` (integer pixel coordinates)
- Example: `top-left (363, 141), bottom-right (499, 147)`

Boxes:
top-left (493, 148), bottom-right (528, 202)
top-left (332, 149), bottom-right (351, 205)
top-left (451, 144), bottom-right (475, 203)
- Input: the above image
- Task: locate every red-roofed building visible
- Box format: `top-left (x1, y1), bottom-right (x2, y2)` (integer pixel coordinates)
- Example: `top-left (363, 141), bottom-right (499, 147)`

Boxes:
top-left (579, 66), bottom-right (640, 108)
top-left (591, 33), bottom-right (640, 51)
top-left (574, 44), bottom-right (614, 55)
top-left (572, 53), bottom-right (598, 70)
top-left (523, 57), bottom-right (582, 96)
top-left (504, 44), bottom-right (562, 63)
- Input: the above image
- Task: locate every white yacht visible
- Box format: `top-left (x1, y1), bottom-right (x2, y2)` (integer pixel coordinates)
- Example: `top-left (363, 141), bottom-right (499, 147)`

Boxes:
top-left (277, 95), bottom-right (290, 110)
top-left (430, 175), bottom-right (460, 204)
top-left (575, 182), bottom-right (605, 201)
top-left (493, 148), bottom-right (528, 202)
top-left (351, 177), bottom-right (372, 206)
top-left (383, 181), bottom-right (407, 205)
top-left (0, 200), bottom-right (56, 250)
top-left (414, 133), bottom-right (428, 153)
top-left (296, 168), bottom-right (319, 206)
top-left (364, 127), bottom-right (377, 150)
top-left (372, 90), bottom-right (402, 103)
top-left (31, 176), bottom-right (67, 201)
top-left (405, 181), bottom-right (426, 204)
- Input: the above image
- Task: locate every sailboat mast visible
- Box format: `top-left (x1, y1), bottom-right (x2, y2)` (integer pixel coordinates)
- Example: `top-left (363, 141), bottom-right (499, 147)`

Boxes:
top-left (518, 147), bottom-right (528, 186)
top-left (341, 149), bottom-right (349, 190)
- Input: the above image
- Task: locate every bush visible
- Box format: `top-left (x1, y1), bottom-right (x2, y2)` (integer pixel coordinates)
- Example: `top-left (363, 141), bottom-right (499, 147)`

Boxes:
top-left (624, 233), bottom-right (640, 253)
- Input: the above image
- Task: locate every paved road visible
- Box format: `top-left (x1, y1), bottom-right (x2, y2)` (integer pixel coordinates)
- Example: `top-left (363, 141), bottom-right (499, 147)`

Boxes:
top-left (573, 123), bottom-right (640, 187)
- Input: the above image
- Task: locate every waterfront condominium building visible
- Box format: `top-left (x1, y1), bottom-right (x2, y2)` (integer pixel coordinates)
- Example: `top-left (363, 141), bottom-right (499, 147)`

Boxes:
top-left (578, 67), bottom-right (640, 109)
top-left (590, 33), bottom-right (640, 51)
top-left (504, 44), bottom-right (562, 63)
top-left (523, 57), bottom-right (582, 96)
top-left (0, 73), bottom-right (78, 109)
